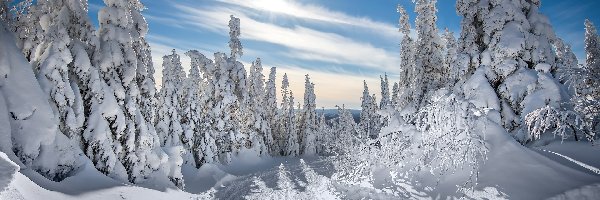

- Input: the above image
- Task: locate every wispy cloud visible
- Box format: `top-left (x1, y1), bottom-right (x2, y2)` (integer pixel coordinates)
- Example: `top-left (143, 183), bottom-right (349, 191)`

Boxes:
top-left (214, 0), bottom-right (400, 41)
top-left (172, 4), bottom-right (400, 72)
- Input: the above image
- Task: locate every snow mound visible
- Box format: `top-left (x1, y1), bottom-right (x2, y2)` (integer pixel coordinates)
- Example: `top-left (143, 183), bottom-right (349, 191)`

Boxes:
top-left (547, 183), bottom-right (600, 200)
top-left (0, 152), bottom-right (19, 192)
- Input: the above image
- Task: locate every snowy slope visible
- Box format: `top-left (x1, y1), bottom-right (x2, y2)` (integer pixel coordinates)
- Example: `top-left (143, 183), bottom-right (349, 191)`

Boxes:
top-left (0, 162), bottom-right (208, 200)
top-left (475, 122), bottom-right (600, 199)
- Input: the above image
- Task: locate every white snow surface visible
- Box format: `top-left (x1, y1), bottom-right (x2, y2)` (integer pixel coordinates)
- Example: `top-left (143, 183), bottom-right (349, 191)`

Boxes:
top-left (1, 136), bottom-right (599, 200)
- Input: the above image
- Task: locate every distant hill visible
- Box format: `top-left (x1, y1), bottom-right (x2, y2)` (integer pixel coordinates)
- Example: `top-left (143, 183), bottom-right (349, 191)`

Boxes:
top-left (316, 109), bottom-right (361, 124)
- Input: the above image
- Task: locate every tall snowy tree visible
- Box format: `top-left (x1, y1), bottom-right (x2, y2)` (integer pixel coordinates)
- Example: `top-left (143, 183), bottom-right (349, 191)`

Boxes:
top-left (243, 58), bottom-right (269, 156)
top-left (185, 50), bottom-right (218, 167)
top-left (31, 0), bottom-right (84, 151)
top-left (391, 82), bottom-right (400, 109)
top-left (181, 50), bottom-right (203, 167)
top-left (279, 74), bottom-right (298, 156)
top-left (360, 81), bottom-right (379, 139)
top-left (397, 4), bottom-right (417, 110)
top-left (264, 67), bottom-right (279, 154)
top-left (210, 52), bottom-right (247, 163)
top-left (157, 50), bottom-right (185, 148)
top-left (96, 0), bottom-right (175, 184)
top-left (380, 73), bottom-right (390, 109)
top-left (229, 15), bottom-right (242, 59)
top-left (443, 28), bottom-right (460, 86)
top-left (585, 19), bottom-right (600, 80)
top-left (413, 0), bottom-right (445, 107)
top-left (576, 19), bottom-right (600, 135)
top-left (299, 75), bottom-right (318, 155)
top-left (130, 1), bottom-right (157, 126)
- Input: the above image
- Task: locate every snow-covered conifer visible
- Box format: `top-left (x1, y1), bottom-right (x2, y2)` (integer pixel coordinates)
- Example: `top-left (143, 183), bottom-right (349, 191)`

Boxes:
top-left (157, 51), bottom-right (185, 148)
top-left (413, 0), bottom-right (445, 107)
top-left (228, 15), bottom-right (242, 59)
top-left (443, 28), bottom-right (460, 85)
top-left (208, 52), bottom-right (247, 163)
top-left (31, 0), bottom-right (84, 150)
top-left (380, 73), bottom-right (390, 109)
top-left (264, 67), bottom-right (279, 154)
top-left (391, 82), bottom-right (400, 108)
top-left (280, 74), bottom-right (299, 156)
top-left (456, 0), bottom-right (567, 136)
top-left (584, 19), bottom-right (600, 82)
top-left (96, 0), bottom-right (172, 183)
top-left (397, 4), bottom-right (417, 110)
top-left (244, 58), bottom-right (269, 156)
top-left (299, 75), bottom-right (318, 155)
top-left (188, 50), bottom-right (219, 165)
top-left (555, 38), bottom-right (579, 85)
top-left (185, 50), bottom-right (217, 166)
top-left (130, 1), bottom-right (157, 126)
top-left (360, 81), bottom-right (379, 139)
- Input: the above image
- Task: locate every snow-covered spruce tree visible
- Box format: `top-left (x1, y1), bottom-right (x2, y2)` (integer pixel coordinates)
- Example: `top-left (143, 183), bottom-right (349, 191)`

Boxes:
top-left (443, 28), bottom-right (461, 86)
top-left (155, 51), bottom-right (186, 187)
top-left (280, 74), bottom-right (299, 156)
top-left (396, 4), bottom-right (417, 110)
top-left (315, 109), bottom-right (332, 155)
top-left (379, 73), bottom-right (390, 109)
top-left (412, 0), bottom-right (445, 107)
top-left (201, 15), bottom-right (251, 162)
top-left (229, 15), bottom-right (242, 59)
top-left (0, 21), bottom-right (79, 181)
top-left (555, 38), bottom-right (579, 87)
top-left (181, 50), bottom-right (204, 167)
top-left (30, 0), bottom-right (84, 154)
top-left (186, 50), bottom-right (219, 165)
top-left (157, 51), bottom-right (186, 148)
top-left (298, 74), bottom-right (318, 155)
top-left (456, 0), bottom-right (569, 142)
top-left (242, 58), bottom-right (269, 156)
top-left (210, 51), bottom-right (247, 163)
top-left (185, 50), bottom-right (218, 167)
top-left (130, 1), bottom-right (157, 126)
top-left (564, 19), bottom-right (600, 137)
top-left (97, 0), bottom-right (174, 184)
top-left (359, 81), bottom-right (379, 139)
top-left (391, 82), bottom-right (400, 109)
top-left (264, 67), bottom-right (279, 154)
top-left (47, 0), bottom-right (150, 182)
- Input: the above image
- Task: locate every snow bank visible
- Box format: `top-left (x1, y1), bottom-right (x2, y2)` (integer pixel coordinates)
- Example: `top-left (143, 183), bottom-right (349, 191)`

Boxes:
top-left (0, 152), bottom-right (19, 192)
top-left (476, 121), bottom-right (600, 199)
top-left (547, 183), bottom-right (600, 200)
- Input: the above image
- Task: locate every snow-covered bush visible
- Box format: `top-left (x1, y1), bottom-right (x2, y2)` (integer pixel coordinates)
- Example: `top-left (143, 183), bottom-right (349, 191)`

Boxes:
top-left (525, 106), bottom-right (592, 144)
top-left (333, 91), bottom-right (489, 191)
top-left (413, 91), bottom-right (488, 181)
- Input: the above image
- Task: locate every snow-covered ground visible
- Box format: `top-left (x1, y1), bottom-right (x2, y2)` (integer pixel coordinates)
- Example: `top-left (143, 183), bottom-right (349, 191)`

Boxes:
top-left (1, 140), bottom-right (599, 200)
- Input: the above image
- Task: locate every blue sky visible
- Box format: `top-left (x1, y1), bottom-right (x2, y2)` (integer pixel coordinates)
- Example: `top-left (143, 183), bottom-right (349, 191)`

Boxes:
top-left (87, 0), bottom-right (600, 108)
